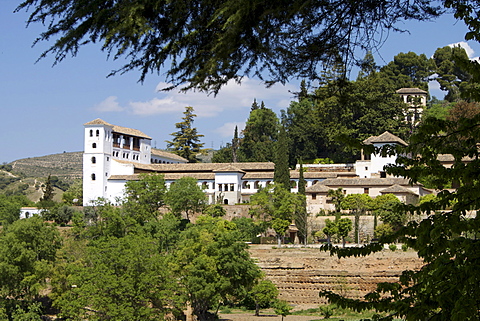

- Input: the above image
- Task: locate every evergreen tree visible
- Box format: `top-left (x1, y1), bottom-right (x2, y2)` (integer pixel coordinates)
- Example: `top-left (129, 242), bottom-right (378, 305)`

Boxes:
top-left (296, 161), bottom-right (308, 245)
top-left (240, 102), bottom-right (279, 162)
top-left (433, 45), bottom-right (471, 102)
top-left (232, 126), bottom-right (239, 162)
top-left (273, 126), bottom-right (290, 188)
top-left (39, 174), bottom-right (55, 208)
top-left (251, 99), bottom-right (260, 111)
top-left (166, 106), bottom-right (206, 163)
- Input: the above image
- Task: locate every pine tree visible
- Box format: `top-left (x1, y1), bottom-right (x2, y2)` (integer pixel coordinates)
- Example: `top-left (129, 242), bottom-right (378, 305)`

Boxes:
top-left (274, 126), bottom-right (290, 188)
top-left (166, 106), bottom-right (205, 163)
top-left (251, 99), bottom-right (259, 111)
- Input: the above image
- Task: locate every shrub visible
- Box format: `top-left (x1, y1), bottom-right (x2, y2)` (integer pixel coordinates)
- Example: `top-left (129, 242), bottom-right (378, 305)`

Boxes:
top-left (389, 244), bottom-right (397, 251)
top-left (402, 244), bottom-right (409, 251)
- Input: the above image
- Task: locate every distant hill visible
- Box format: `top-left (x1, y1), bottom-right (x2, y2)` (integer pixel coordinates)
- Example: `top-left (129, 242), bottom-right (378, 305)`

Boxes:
top-left (0, 152), bottom-right (83, 202)
top-left (9, 152), bottom-right (83, 180)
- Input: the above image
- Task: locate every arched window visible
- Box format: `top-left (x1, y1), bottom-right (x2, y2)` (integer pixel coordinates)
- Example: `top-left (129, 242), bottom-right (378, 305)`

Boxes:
top-left (89, 129), bottom-right (93, 137)
top-left (224, 199), bottom-right (229, 205)
top-left (254, 181), bottom-right (259, 189)
top-left (91, 156), bottom-right (96, 164)
top-left (96, 129), bottom-right (100, 137)
top-left (92, 143), bottom-right (97, 148)
top-left (91, 173), bottom-right (96, 180)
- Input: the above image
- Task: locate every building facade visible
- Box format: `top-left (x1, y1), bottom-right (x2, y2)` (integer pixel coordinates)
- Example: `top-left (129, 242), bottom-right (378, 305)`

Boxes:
top-left (83, 119), bottom-right (430, 211)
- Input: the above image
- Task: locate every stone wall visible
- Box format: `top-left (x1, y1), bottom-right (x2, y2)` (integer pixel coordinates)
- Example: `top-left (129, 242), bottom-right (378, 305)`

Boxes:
top-left (249, 245), bottom-right (423, 308)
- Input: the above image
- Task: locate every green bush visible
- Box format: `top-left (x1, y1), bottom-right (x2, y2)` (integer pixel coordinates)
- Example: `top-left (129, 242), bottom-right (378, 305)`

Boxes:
top-left (402, 244), bottom-right (409, 251)
top-left (389, 244), bottom-right (397, 251)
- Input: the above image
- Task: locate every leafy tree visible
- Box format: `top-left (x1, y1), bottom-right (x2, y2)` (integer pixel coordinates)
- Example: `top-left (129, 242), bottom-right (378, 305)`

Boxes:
top-left (203, 204), bottom-right (226, 217)
top-left (250, 185), bottom-right (302, 245)
top-left (251, 279), bottom-right (279, 316)
top-left (0, 217), bottom-right (61, 317)
top-left (447, 101), bottom-right (480, 121)
top-left (44, 204), bottom-right (76, 226)
top-left (372, 194), bottom-right (404, 231)
top-left (424, 97), bottom-right (454, 120)
top-left (165, 177), bottom-right (207, 220)
top-left (273, 126), bottom-right (290, 188)
top-left (16, 0), bottom-right (442, 94)
top-left (239, 103), bottom-right (279, 162)
top-left (327, 188), bottom-right (344, 214)
top-left (231, 217), bottom-right (267, 243)
top-left (336, 217), bottom-right (353, 248)
top-left (322, 218), bottom-right (338, 245)
top-left (274, 300), bottom-right (292, 321)
top-left (341, 194), bottom-right (373, 244)
top-left (61, 180), bottom-right (83, 206)
top-left (321, 113), bottom-right (480, 320)
top-left (123, 173), bottom-right (166, 224)
top-left (0, 195), bottom-right (22, 226)
top-left (166, 106), bottom-right (206, 163)
top-left (53, 234), bottom-right (179, 321)
top-left (174, 216), bottom-right (261, 320)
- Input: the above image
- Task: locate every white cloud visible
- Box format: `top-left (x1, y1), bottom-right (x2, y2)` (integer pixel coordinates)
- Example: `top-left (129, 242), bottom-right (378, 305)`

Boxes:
top-left (213, 122), bottom-right (246, 138)
top-left (93, 96), bottom-right (124, 112)
top-left (449, 41), bottom-right (475, 58)
top-left (135, 78), bottom-right (298, 118)
top-left (129, 97), bottom-right (184, 115)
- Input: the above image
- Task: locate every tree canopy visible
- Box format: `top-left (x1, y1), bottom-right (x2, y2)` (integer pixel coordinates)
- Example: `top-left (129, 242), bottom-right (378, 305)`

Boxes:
top-left (17, 0), bottom-right (446, 94)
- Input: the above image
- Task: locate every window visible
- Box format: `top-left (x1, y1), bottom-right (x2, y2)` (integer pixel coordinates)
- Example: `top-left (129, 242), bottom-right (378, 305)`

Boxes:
top-left (91, 173), bottom-right (96, 180)
top-left (224, 199), bottom-right (229, 205)
top-left (89, 129), bottom-right (93, 137)
top-left (91, 157), bottom-right (96, 164)
top-left (106, 157), bottom-right (109, 161)
top-left (230, 184), bottom-right (234, 191)
top-left (365, 166), bottom-right (368, 171)
top-left (312, 193), bottom-right (317, 200)
top-left (92, 143), bottom-right (97, 148)
top-left (218, 184), bottom-right (222, 191)
top-left (202, 182), bottom-right (208, 189)
top-left (364, 188), bottom-right (369, 194)
top-left (254, 181), bottom-right (259, 189)
top-left (380, 171), bottom-right (387, 178)
top-left (96, 129), bottom-right (99, 137)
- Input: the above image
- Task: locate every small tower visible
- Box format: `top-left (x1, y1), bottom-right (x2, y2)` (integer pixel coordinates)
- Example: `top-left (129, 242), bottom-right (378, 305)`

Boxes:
top-left (83, 119), bottom-right (114, 206)
top-left (357, 131), bottom-right (408, 178)
top-left (396, 88), bottom-right (428, 126)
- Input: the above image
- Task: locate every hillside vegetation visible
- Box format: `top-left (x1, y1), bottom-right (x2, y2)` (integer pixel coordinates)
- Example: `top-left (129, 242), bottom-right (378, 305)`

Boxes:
top-left (0, 152), bottom-right (83, 202)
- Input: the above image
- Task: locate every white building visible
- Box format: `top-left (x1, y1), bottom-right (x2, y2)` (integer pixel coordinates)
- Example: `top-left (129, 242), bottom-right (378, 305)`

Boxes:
top-left (83, 119), bottom-right (430, 210)
top-left (83, 119), bottom-right (188, 206)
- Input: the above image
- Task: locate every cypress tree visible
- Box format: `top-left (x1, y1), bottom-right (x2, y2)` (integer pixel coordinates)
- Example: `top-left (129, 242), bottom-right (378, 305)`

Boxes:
top-left (232, 126), bottom-right (239, 163)
top-left (296, 161), bottom-right (308, 244)
top-left (274, 126), bottom-right (290, 188)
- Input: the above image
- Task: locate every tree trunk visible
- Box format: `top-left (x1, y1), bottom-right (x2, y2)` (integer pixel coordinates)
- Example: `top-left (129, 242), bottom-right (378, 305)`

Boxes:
top-left (255, 303), bottom-right (260, 316)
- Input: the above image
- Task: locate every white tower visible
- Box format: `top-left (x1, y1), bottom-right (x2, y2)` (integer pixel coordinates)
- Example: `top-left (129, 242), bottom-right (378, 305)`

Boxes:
top-left (83, 119), bottom-right (114, 206)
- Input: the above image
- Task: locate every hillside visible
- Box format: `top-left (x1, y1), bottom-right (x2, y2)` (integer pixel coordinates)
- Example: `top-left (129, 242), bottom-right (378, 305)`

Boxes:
top-left (0, 152), bottom-right (83, 202)
top-left (9, 152), bottom-right (83, 179)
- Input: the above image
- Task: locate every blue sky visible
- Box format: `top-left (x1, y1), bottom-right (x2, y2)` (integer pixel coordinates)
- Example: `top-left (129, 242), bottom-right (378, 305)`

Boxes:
top-left (1, 0), bottom-right (480, 164)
